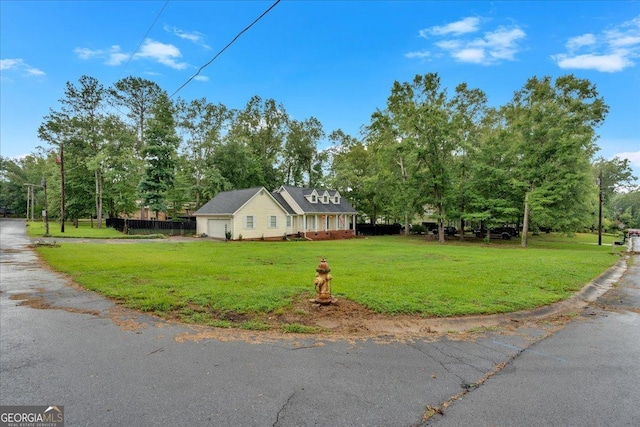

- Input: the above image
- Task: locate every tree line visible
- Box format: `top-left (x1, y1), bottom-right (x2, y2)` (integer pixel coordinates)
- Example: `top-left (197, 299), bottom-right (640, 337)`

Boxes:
top-left (0, 73), bottom-right (637, 245)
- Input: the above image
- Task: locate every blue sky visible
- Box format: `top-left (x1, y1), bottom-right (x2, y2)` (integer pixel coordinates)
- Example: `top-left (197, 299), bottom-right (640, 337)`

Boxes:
top-left (1, 0), bottom-right (639, 177)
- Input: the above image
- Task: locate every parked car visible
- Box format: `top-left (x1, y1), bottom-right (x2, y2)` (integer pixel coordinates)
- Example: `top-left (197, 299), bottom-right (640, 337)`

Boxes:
top-left (475, 227), bottom-right (517, 240)
top-left (422, 222), bottom-right (457, 236)
top-left (444, 226), bottom-right (457, 236)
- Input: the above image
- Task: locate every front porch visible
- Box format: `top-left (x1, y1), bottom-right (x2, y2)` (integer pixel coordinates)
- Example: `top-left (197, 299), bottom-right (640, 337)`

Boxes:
top-left (292, 213), bottom-right (357, 240)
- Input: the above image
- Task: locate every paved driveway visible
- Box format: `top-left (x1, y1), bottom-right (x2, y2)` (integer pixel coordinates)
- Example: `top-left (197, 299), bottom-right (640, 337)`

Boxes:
top-left (1, 219), bottom-right (636, 426)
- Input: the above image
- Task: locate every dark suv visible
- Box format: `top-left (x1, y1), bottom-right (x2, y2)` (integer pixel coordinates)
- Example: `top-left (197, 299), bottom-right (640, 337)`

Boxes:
top-left (475, 227), bottom-right (518, 240)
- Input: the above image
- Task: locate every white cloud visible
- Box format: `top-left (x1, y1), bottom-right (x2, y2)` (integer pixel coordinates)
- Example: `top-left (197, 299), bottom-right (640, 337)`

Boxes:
top-left (404, 50), bottom-right (431, 59)
top-left (0, 58), bottom-right (45, 76)
top-left (614, 150), bottom-right (640, 168)
top-left (553, 15), bottom-right (640, 72)
top-left (435, 40), bottom-right (461, 50)
top-left (75, 39), bottom-right (188, 70)
top-left (553, 52), bottom-right (632, 73)
top-left (74, 47), bottom-right (101, 60)
top-left (477, 27), bottom-right (526, 61)
top-left (105, 46), bottom-right (130, 66)
top-left (420, 17), bottom-right (480, 38)
top-left (135, 39), bottom-right (188, 70)
top-left (452, 48), bottom-right (485, 63)
top-left (567, 34), bottom-right (596, 51)
top-left (409, 17), bottom-right (525, 65)
top-left (193, 75), bottom-right (209, 82)
top-left (74, 46), bottom-right (129, 66)
top-left (164, 25), bottom-right (211, 49)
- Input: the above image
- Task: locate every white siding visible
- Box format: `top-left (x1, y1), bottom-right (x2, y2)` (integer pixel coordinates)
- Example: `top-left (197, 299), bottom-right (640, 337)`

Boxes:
top-left (234, 189), bottom-right (288, 239)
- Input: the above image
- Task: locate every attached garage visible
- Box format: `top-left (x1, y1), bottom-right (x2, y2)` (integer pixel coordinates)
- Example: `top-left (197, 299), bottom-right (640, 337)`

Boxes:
top-left (206, 218), bottom-right (231, 239)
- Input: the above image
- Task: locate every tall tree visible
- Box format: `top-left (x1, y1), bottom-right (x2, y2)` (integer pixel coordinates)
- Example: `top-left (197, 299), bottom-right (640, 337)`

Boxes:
top-left (138, 92), bottom-right (180, 218)
top-left (328, 130), bottom-right (381, 224)
top-left (449, 83), bottom-right (488, 239)
top-left (99, 114), bottom-right (140, 218)
top-left (507, 75), bottom-right (608, 246)
top-left (611, 190), bottom-right (640, 229)
top-left (58, 75), bottom-right (108, 227)
top-left (0, 156), bottom-right (30, 217)
top-left (367, 110), bottom-right (421, 234)
top-left (376, 73), bottom-right (456, 242)
top-left (227, 96), bottom-right (288, 189)
top-left (176, 98), bottom-right (232, 208)
top-left (465, 107), bottom-right (521, 239)
top-left (109, 76), bottom-right (162, 154)
top-left (281, 117), bottom-right (325, 187)
top-left (592, 156), bottom-right (637, 243)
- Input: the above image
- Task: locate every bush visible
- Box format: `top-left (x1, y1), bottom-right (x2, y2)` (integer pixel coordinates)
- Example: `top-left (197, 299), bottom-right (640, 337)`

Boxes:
top-left (411, 224), bottom-right (426, 234)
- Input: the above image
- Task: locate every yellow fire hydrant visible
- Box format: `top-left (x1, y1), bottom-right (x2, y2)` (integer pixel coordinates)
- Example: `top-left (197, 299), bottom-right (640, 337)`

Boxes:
top-left (313, 258), bottom-right (334, 305)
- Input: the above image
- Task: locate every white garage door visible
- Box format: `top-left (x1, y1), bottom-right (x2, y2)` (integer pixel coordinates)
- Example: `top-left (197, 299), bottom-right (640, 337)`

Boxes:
top-left (207, 219), bottom-right (231, 239)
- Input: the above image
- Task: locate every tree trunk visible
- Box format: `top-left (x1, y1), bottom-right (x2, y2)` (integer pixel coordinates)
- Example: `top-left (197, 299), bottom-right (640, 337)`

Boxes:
top-left (95, 169), bottom-right (103, 228)
top-left (438, 204), bottom-right (445, 243)
top-left (404, 213), bottom-right (410, 236)
top-left (521, 191), bottom-right (530, 248)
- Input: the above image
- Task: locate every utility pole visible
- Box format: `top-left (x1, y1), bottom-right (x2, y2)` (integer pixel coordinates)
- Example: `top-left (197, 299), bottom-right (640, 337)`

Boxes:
top-left (24, 184), bottom-right (37, 221)
top-left (42, 178), bottom-right (49, 237)
top-left (56, 142), bottom-right (65, 233)
top-left (598, 169), bottom-right (603, 246)
top-left (25, 184), bottom-right (30, 220)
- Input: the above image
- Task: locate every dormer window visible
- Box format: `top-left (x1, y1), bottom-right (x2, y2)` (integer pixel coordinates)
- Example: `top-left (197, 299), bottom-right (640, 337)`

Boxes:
top-left (333, 196), bottom-right (340, 204)
top-left (323, 195), bottom-right (328, 203)
top-left (311, 195), bottom-right (317, 203)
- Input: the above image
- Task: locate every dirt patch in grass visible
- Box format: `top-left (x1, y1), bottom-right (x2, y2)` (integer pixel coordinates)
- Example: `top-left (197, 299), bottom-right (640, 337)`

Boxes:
top-left (6, 285), bottom-right (589, 343)
top-left (169, 291), bottom-right (581, 343)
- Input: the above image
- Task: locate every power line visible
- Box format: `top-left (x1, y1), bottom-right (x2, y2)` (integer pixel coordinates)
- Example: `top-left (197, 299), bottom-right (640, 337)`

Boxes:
top-left (116, 0), bottom-right (171, 81)
top-left (170, 0), bottom-right (282, 99)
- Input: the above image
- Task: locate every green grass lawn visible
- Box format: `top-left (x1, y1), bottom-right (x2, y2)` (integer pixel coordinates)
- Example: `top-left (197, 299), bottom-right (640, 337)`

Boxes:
top-left (27, 220), bottom-right (162, 239)
top-left (35, 234), bottom-right (624, 328)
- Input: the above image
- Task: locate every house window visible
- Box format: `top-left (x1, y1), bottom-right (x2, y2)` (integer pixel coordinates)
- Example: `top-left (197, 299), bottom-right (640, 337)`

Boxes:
top-left (244, 215), bottom-right (255, 229)
top-left (323, 195), bottom-right (328, 203)
top-left (286, 216), bottom-right (292, 227)
top-left (334, 196), bottom-right (340, 204)
top-left (311, 195), bottom-right (317, 203)
top-left (268, 215), bottom-right (277, 228)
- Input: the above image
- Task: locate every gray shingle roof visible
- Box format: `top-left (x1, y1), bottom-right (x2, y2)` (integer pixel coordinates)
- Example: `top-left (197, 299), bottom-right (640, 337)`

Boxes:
top-left (270, 192), bottom-right (295, 215)
top-left (277, 185), bottom-right (358, 214)
top-left (195, 186), bottom-right (358, 216)
top-left (194, 187), bottom-right (264, 215)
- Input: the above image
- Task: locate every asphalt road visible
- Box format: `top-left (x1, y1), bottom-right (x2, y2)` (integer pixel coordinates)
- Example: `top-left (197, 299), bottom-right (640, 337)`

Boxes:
top-left (1, 218), bottom-right (638, 426)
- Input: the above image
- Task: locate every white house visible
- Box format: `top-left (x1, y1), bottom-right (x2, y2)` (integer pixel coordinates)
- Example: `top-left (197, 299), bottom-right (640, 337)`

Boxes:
top-left (195, 186), bottom-right (358, 240)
